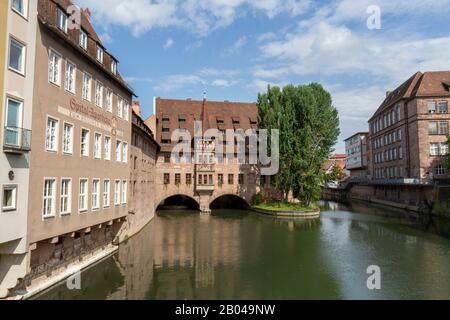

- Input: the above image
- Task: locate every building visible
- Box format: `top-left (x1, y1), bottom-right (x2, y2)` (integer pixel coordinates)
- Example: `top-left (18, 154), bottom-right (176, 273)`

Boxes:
top-left (128, 102), bottom-right (159, 236)
top-left (344, 132), bottom-right (369, 178)
top-left (368, 71), bottom-right (450, 183)
top-left (321, 153), bottom-right (349, 182)
top-left (154, 97), bottom-right (259, 213)
top-left (0, 0), bottom-right (39, 298)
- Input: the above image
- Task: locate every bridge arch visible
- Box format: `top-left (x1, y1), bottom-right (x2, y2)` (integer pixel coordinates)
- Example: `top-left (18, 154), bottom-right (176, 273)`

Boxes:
top-left (157, 194), bottom-right (200, 211)
top-left (209, 194), bottom-right (250, 210)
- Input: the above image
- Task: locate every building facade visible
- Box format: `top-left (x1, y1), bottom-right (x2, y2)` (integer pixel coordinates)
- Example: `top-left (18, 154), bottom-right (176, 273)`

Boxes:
top-left (0, 0), bottom-right (39, 298)
top-left (154, 97), bottom-right (259, 213)
top-left (344, 132), bottom-right (369, 178)
top-left (368, 71), bottom-right (450, 183)
top-left (128, 103), bottom-right (159, 237)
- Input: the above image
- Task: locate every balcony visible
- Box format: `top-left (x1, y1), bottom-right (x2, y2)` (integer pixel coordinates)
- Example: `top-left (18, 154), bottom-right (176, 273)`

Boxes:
top-left (196, 184), bottom-right (215, 191)
top-left (195, 164), bottom-right (215, 172)
top-left (3, 127), bottom-right (31, 153)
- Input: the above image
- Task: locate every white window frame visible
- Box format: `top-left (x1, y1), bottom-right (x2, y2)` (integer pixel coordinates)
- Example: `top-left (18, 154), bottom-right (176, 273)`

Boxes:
top-left (96, 45), bottom-right (104, 63)
top-left (116, 140), bottom-right (122, 162)
top-left (111, 60), bottom-right (117, 74)
top-left (114, 180), bottom-right (121, 206)
top-left (2, 185), bottom-right (17, 212)
top-left (106, 89), bottom-right (113, 113)
top-left (94, 132), bottom-right (102, 159)
top-left (79, 178), bottom-right (88, 213)
top-left (62, 122), bottom-right (73, 154)
top-left (103, 179), bottom-right (110, 208)
top-left (80, 128), bottom-right (90, 157)
top-left (122, 142), bottom-right (128, 163)
top-left (4, 97), bottom-right (23, 147)
top-left (82, 72), bottom-right (92, 101)
top-left (57, 7), bottom-right (68, 33)
top-left (430, 143), bottom-right (439, 156)
top-left (95, 80), bottom-right (103, 107)
top-left (117, 96), bottom-right (123, 118)
top-left (60, 178), bottom-right (72, 216)
top-left (121, 180), bottom-right (127, 205)
top-left (11, 0), bottom-right (28, 18)
top-left (8, 37), bottom-right (26, 75)
top-left (123, 102), bottom-right (129, 121)
top-left (104, 136), bottom-right (111, 160)
top-left (43, 178), bottom-right (56, 219)
top-left (45, 116), bottom-right (59, 153)
top-left (92, 179), bottom-right (100, 210)
top-left (49, 49), bottom-right (61, 86)
top-left (79, 29), bottom-right (88, 50)
top-left (65, 60), bottom-right (76, 94)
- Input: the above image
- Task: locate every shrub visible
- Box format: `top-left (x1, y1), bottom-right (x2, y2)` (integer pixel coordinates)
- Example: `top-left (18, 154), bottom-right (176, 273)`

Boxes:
top-left (251, 192), bottom-right (264, 206)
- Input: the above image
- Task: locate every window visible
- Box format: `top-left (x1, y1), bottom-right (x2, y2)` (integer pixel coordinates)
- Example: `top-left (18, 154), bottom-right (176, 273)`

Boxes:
top-left (79, 179), bottom-right (88, 212)
top-left (95, 81), bottom-right (103, 107)
top-left (2, 186), bottom-right (17, 211)
top-left (175, 174), bottom-right (181, 185)
top-left (46, 117), bottom-right (58, 152)
top-left (228, 174), bottom-right (234, 185)
top-left (104, 136), bottom-right (111, 160)
top-left (438, 102), bottom-right (448, 113)
top-left (92, 179), bottom-right (100, 210)
top-left (428, 122), bottom-right (438, 135)
top-left (116, 140), bottom-right (122, 162)
top-left (43, 179), bottom-right (56, 218)
top-left (114, 180), bottom-right (121, 206)
top-left (439, 121), bottom-right (449, 135)
top-left (218, 174), bottom-right (224, 185)
top-left (82, 73), bottom-right (92, 101)
top-left (48, 50), bottom-right (61, 85)
top-left (436, 165), bottom-right (446, 176)
top-left (96, 45), bottom-right (104, 63)
top-left (121, 181), bottom-right (127, 204)
top-left (397, 129), bottom-right (402, 141)
top-left (9, 38), bottom-right (25, 74)
top-left (122, 142), bottom-right (128, 163)
top-left (57, 8), bottom-right (68, 33)
top-left (123, 102), bottom-right (129, 121)
top-left (186, 173), bottom-right (192, 185)
top-left (65, 62), bottom-right (76, 93)
top-left (430, 143), bottom-right (439, 156)
top-left (106, 89), bottom-right (113, 112)
top-left (4, 98), bottom-right (22, 147)
top-left (399, 147), bottom-right (403, 159)
top-left (60, 179), bottom-right (71, 215)
top-left (440, 143), bottom-right (449, 156)
top-left (164, 173), bottom-right (170, 185)
top-left (238, 174), bottom-right (244, 185)
top-left (62, 122), bottom-right (73, 154)
top-left (428, 101), bottom-right (436, 114)
top-left (111, 60), bottom-right (117, 74)
top-left (103, 180), bottom-right (110, 208)
top-left (117, 96), bottom-right (123, 118)
top-left (79, 29), bottom-right (88, 50)
top-left (94, 133), bottom-right (102, 159)
top-left (81, 129), bottom-right (90, 157)
top-left (12, 0), bottom-right (26, 16)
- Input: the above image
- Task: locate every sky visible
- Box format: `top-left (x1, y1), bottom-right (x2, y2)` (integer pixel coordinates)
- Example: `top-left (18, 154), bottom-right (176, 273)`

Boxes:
top-left (77, 0), bottom-right (450, 152)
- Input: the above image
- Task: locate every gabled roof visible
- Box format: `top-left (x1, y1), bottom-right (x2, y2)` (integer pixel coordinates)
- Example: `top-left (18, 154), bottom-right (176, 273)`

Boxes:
top-left (369, 71), bottom-right (450, 121)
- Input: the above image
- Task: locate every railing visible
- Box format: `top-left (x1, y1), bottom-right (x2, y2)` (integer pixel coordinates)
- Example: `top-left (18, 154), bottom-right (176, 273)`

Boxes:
top-left (3, 126), bottom-right (32, 153)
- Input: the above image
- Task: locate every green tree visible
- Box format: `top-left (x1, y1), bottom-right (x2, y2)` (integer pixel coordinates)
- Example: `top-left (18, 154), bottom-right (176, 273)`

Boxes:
top-left (328, 163), bottom-right (347, 182)
top-left (257, 83), bottom-right (340, 206)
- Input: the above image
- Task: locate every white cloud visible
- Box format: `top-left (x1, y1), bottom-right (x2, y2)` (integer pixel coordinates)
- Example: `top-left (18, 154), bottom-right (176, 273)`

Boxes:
top-left (163, 37), bottom-right (174, 49)
top-left (223, 36), bottom-right (247, 56)
top-left (211, 79), bottom-right (235, 87)
top-left (153, 74), bottom-right (206, 92)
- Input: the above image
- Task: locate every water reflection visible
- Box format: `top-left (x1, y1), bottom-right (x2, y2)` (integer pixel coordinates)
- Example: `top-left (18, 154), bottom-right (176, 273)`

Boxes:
top-left (35, 203), bottom-right (450, 300)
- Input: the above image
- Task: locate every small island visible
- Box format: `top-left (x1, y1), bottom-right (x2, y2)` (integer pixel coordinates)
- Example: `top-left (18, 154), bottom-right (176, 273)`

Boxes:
top-left (252, 202), bottom-right (321, 219)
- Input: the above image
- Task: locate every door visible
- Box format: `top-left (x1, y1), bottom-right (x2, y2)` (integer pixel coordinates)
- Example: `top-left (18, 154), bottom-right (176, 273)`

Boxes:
top-left (5, 98), bottom-right (22, 146)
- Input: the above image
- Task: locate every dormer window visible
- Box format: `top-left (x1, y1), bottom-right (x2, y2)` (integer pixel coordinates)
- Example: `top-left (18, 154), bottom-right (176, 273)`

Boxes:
top-left (79, 29), bottom-right (87, 50)
top-left (111, 60), bottom-right (117, 74)
top-left (57, 8), bottom-right (68, 33)
top-left (96, 45), bottom-right (104, 63)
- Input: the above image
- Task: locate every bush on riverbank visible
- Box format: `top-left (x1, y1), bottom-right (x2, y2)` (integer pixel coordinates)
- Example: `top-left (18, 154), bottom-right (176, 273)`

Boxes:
top-left (254, 202), bottom-right (318, 212)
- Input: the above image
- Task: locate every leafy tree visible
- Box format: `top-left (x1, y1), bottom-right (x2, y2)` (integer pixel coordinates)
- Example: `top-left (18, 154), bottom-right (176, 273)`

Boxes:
top-left (328, 163), bottom-right (347, 182)
top-left (257, 83), bottom-right (340, 206)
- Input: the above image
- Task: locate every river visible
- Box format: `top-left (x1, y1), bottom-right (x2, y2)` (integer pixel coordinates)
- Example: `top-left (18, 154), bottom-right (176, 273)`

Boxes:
top-left (34, 201), bottom-right (450, 300)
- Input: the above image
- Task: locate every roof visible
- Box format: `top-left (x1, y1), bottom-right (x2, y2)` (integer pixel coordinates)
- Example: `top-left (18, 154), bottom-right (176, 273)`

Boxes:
top-left (37, 0), bottom-right (134, 96)
top-left (131, 110), bottom-right (160, 151)
top-left (369, 71), bottom-right (450, 121)
top-left (344, 132), bottom-right (369, 142)
top-left (155, 98), bottom-right (258, 152)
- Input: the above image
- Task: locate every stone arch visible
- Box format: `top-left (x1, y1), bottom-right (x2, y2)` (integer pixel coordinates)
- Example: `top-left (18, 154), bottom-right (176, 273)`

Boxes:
top-left (156, 194), bottom-right (200, 211)
top-left (209, 194), bottom-right (250, 210)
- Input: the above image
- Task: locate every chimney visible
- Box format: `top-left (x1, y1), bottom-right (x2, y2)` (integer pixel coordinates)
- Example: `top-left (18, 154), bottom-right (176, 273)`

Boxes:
top-left (82, 8), bottom-right (91, 21)
top-left (132, 100), bottom-right (141, 117)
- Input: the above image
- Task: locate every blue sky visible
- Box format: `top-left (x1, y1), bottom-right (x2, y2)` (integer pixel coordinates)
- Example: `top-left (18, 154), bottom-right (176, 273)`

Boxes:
top-left (78, 0), bottom-right (450, 152)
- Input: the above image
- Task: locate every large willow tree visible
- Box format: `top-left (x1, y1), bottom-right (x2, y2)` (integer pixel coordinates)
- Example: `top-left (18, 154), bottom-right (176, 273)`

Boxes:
top-left (257, 83), bottom-right (340, 206)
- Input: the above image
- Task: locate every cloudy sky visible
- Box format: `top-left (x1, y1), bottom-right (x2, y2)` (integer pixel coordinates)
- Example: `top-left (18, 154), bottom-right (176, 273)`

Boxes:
top-left (77, 0), bottom-right (450, 152)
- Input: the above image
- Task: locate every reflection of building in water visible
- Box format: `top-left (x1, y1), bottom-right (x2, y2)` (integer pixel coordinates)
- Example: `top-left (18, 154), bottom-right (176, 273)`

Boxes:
top-left (150, 214), bottom-right (242, 298)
